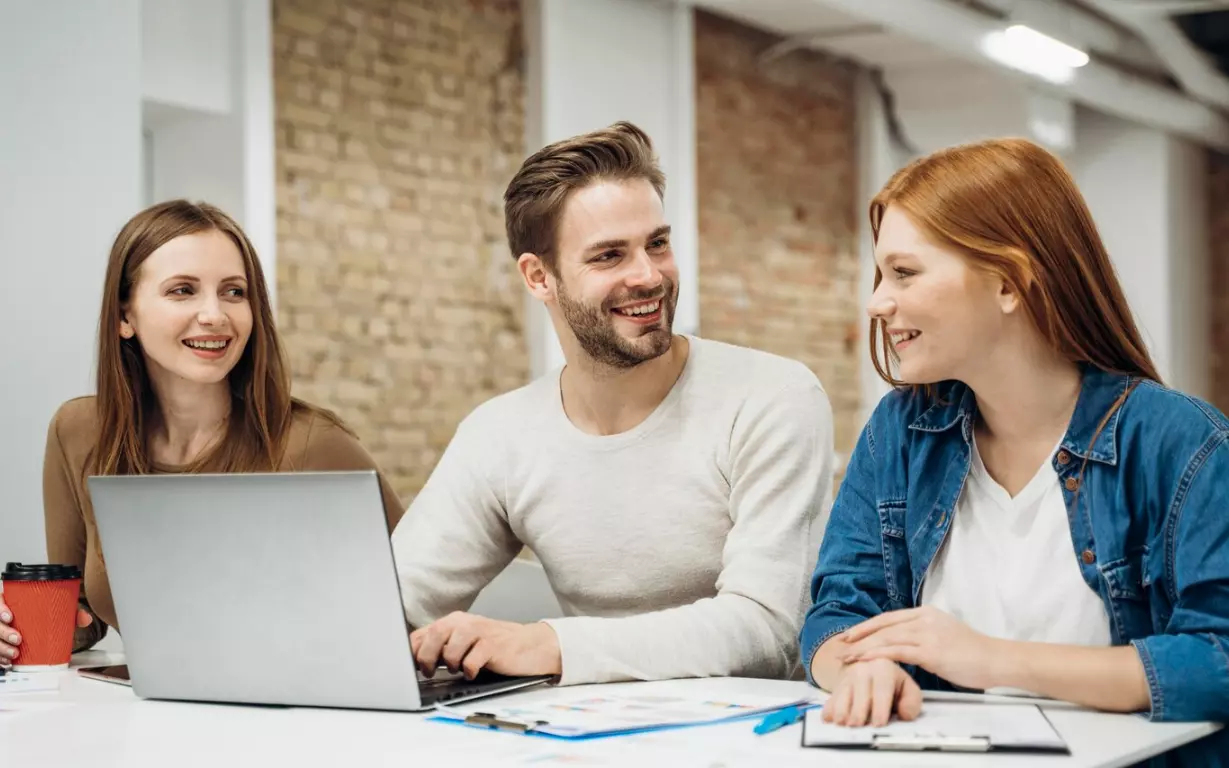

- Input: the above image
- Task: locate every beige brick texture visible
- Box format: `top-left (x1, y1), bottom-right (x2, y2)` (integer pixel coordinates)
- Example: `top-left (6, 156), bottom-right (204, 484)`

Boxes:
top-left (1210, 149), bottom-right (1229, 414)
top-left (694, 10), bottom-right (863, 463)
top-left (273, 0), bottom-right (528, 501)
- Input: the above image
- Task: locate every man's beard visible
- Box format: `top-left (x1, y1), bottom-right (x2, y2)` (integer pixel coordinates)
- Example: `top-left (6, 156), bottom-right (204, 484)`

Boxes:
top-left (556, 277), bottom-right (678, 369)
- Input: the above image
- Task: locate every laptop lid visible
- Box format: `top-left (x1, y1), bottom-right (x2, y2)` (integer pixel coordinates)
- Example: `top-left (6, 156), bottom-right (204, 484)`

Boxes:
top-left (88, 471), bottom-right (426, 711)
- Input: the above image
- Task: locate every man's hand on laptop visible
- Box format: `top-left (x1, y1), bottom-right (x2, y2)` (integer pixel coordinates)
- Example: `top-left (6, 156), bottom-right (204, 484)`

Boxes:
top-left (410, 612), bottom-right (562, 680)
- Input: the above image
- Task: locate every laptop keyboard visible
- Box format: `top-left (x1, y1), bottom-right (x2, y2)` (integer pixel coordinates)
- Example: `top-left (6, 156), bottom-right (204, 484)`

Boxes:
top-left (417, 669), bottom-right (519, 704)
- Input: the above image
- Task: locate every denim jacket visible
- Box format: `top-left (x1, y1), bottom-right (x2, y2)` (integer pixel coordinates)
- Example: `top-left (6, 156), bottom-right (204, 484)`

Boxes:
top-left (801, 367), bottom-right (1229, 764)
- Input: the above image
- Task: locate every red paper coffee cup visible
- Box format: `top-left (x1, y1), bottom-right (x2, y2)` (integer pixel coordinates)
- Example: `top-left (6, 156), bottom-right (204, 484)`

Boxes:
top-left (2, 563), bottom-right (82, 671)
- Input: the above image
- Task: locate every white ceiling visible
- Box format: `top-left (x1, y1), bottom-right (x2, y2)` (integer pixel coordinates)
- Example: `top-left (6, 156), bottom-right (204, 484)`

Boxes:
top-left (689, 0), bottom-right (958, 69)
top-left (683, 0), bottom-right (1229, 148)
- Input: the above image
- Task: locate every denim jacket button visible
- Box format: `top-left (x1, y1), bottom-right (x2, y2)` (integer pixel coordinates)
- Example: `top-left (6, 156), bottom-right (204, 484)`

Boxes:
top-left (1081, 549), bottom-right (1096, 565)
top-left (1065, 477), bottom-right (1080, 492)
top-left (1057, 450), bottom-right (1071, 465)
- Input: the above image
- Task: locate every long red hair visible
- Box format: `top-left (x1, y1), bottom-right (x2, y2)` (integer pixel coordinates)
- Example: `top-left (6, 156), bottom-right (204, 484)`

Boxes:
top-left (868, 138), bottom-right (1160, 388)
top-left (91, 200), bottom-right (340, 475)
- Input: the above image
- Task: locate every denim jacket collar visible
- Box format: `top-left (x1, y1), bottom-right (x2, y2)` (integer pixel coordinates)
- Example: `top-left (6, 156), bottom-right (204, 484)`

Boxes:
top-left (906, 381), bottom-right (975, 439)
top-left (905, 365), bottom-right (1134, 466)
top-left (1060, 366), bottom-right (1134, 467)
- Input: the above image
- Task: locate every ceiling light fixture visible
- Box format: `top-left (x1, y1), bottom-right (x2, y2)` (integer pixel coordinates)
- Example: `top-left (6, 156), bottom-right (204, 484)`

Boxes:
top-left (981, 24), bottom-right (1091, 84)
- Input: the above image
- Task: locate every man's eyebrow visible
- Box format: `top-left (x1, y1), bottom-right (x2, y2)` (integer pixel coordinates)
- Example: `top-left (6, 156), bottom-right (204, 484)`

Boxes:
top-left (584, 226), bottom-right (672, 253)
top-left (585, 237), bottom-right (629, 252)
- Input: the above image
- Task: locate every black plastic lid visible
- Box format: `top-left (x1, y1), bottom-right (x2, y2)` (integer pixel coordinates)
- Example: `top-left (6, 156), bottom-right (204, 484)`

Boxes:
top-left (1, 563), bottom-right (82, 581)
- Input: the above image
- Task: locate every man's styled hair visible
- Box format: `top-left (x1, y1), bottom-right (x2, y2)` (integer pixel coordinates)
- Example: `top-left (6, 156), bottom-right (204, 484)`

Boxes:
top-left (503, 121), bottom-right (665, 273)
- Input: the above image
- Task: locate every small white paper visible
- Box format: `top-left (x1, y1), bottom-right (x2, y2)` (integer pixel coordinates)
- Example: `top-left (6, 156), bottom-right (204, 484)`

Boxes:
top-left (803, 702), bottom-right (1067, 750)
top-left (0, 672), bottom-right (62, 695)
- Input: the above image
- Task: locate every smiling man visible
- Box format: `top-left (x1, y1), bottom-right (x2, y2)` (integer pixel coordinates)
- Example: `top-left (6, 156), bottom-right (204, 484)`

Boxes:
top-left (390, 122), bottom-right (835, 686)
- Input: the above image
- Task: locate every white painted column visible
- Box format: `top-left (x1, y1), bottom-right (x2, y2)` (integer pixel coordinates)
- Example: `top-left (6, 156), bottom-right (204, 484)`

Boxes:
top-left (1072, 108), bottom-right (1211, 398)
top-left (856, 72), bottom-right (905, 427)
top-left (238, 0), bottom-right (278, 307)
top-left (0, 0), bottom-right (143, 564)
top-left (522, 0), bottom-right (699, 376)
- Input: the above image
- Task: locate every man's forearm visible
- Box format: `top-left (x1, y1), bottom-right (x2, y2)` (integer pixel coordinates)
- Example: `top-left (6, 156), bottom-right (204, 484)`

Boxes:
top-left (994, 641), bottom-right (1150, 713)
top-left (545, 595), bottom-right (792, 685)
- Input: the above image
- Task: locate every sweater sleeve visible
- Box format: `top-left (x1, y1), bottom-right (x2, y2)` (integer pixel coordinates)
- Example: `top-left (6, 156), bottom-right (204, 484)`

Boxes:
top-left (543, 380), bottom-right (834, 685)
top-left (390, 411), bottom-right (522, 630)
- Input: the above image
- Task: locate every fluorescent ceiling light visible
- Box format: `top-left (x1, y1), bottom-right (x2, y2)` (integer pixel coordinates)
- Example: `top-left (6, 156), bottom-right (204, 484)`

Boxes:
top-left (981, 24), bottom-right (1090, 85)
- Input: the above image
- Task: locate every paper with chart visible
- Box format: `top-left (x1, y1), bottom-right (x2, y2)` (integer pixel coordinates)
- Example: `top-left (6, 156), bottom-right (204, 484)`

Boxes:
top-left (802, 701), bottom-right (1067, 750)
top-left (434, 690), bottom-right (814, 738)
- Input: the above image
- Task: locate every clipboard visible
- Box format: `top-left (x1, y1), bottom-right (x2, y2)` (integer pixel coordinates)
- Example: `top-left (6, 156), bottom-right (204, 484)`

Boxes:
top-left (801, 702), bottom-right (1070, 754)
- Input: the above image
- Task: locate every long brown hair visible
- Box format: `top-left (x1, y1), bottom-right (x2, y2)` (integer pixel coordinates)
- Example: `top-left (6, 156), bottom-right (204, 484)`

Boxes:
top-left (867, 137), bottom-right (1161, 389)
top-left (92, 200), bottom-right (339, 475)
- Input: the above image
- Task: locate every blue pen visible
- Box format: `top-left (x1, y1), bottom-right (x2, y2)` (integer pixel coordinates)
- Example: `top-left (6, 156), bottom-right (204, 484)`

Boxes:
top-left (753, 705), bottom-right (805, 735)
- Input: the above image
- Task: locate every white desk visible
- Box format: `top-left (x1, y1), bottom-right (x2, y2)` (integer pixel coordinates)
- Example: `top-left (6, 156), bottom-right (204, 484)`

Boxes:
top-left (0, 651), bottom-right (1218, 768)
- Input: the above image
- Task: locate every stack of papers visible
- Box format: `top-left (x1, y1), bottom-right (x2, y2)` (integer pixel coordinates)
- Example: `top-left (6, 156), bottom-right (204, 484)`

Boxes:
top-left (433, 690), bottom-right (815, 740)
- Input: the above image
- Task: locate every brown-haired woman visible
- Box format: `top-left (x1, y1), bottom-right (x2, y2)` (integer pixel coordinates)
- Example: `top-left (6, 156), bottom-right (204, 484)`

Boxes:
top-left (0, 200), bottom-right (404, 663)
top-left (800, 139), bottom-right (1228, 762)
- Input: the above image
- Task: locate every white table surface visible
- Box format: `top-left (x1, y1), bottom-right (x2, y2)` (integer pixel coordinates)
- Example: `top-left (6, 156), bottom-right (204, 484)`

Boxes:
top-left (0, 651), bottom-right (1218, 768)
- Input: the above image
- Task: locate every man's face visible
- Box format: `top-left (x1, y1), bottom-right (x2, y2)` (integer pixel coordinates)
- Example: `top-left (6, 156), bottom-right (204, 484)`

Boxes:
top-left (549, 178), bottom-right (678, 368)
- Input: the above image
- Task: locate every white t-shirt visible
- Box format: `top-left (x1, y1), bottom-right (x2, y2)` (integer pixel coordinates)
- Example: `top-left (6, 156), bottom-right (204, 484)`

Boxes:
top-left (921, 436), bottom-right (1111, 695)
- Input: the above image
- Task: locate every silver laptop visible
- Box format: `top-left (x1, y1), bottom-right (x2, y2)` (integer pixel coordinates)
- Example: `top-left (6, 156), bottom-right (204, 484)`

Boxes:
top-left (87, 471), bottom-right (552, 711)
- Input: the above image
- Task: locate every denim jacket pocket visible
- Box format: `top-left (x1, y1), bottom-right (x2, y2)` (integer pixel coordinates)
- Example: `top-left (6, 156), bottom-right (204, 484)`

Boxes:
top-left (1141, 543), bottom-right (1174, 631)
top-left (1102, 552), bottom-right (1147, 602)
top-left (877, 499), bottom-right (911, 607)
top-left (1101, 550), bottom-right (1155, 642)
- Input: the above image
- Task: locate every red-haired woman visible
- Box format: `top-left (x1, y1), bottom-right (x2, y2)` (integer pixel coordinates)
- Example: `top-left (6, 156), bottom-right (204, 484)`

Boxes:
top-left (803, 139), bottom-right (1227, 764)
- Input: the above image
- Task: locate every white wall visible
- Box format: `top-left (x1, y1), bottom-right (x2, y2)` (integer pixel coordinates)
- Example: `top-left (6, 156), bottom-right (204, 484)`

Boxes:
top-left (523, 0), bottom-right (698, 375)
top-left (141, 0), bottom-right (234, 114)
top-left (1073, 109), bottom-right (1171, 377)
top-left (0, 0), bottom-right (144, 565)
top-left (146, 103), bottom-right (246, 217)
top-left (887, 64), bottom-right (1075, 155)
top-left (1071, 107), bottom-right (1210, 397)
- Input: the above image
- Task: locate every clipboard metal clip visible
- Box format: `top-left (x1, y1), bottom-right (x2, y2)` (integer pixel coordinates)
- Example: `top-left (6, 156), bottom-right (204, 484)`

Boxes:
top-left (463, 713), bottom-right (547, 734)
top-left (871, 734), bottom-right (992, 752)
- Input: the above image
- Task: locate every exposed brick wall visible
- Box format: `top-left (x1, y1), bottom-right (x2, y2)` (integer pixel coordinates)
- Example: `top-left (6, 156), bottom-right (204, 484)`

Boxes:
top-left (694, 10), bottom-right (862, 463)
top-left (273, 0), bottom-right (528, 501)
top-left (1209, 150), bottom-right (1229, 414)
